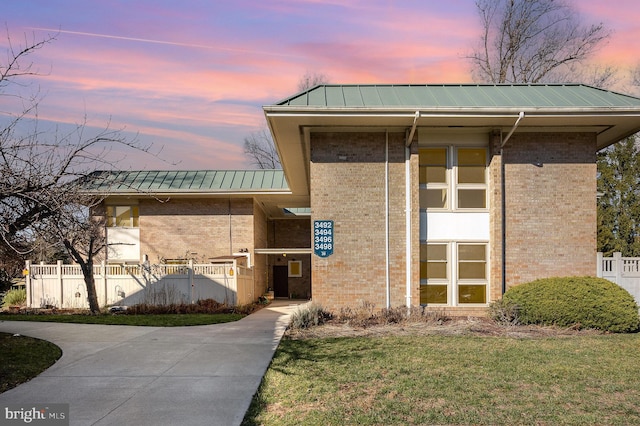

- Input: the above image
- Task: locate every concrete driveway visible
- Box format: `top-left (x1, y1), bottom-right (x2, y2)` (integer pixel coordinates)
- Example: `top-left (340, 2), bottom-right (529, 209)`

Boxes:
top-left (0, 300), bottom-right (304, 426)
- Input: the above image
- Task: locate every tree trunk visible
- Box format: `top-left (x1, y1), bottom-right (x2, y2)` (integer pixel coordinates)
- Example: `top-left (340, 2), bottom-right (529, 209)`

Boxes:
top-left (81, 262), bottom-right (101, 314)
top-left (64, 239), bottom-right (101, 314)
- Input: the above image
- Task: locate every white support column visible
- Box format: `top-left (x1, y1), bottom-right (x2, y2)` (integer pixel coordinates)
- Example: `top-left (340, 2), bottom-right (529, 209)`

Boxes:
top-left (57, 260), bottom-right (63, 308)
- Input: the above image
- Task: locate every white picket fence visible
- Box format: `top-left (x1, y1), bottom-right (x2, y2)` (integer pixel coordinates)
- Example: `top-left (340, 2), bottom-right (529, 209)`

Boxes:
top-left (25, 259), bottom-right (255, 309)
top-left (597, 252), bottom-right (640, 303)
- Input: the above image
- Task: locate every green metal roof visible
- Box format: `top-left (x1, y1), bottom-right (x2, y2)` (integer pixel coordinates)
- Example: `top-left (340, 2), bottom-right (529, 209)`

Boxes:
top-left (275, 84), bottom-right (640, 109)
top-left (81, 170), bottom-right (289, 193)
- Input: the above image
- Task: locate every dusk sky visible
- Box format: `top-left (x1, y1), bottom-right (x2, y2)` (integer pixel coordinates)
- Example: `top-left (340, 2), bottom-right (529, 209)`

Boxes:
top-left (2, 1), bottom-right (639, 170)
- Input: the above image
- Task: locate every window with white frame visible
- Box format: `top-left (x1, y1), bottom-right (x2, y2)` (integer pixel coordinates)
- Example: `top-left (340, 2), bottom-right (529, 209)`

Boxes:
top-left (419, 147), bottom-right (448, 209)
top-left (106, 206), bottom-right (139, 228)
top-left (456, 148), bottom-right (487, 209)
top-left (420, 242), bottom-right (488, 305)
top-left (420, 243), bottom-right (448, 304)
top-left (456, 243), bottom-right (487, 304)
top-left (419, 147), bottom-right (487, 211)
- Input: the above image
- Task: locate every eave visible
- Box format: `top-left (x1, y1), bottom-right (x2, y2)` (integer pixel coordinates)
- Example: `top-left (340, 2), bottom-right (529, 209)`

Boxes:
top-left (264, 106), bottom-right (640, 196)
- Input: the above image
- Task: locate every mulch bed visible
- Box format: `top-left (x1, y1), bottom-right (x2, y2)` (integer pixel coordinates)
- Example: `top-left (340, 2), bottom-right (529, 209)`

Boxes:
top-left (285, 317), bottom-right (605, 340)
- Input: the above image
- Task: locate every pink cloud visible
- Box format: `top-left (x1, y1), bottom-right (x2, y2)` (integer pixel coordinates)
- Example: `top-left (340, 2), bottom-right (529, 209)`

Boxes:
top-left (3, 0), bottom-right (637, 174)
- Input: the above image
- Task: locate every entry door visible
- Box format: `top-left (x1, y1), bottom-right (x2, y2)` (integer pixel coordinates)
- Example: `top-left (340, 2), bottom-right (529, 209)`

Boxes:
top-left (273, 265), bottom-right (289, 298)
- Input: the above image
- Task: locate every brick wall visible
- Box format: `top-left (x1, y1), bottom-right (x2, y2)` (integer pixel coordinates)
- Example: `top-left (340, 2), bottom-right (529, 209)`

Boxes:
top-left (502, 132), bottom-right (597, 288)
top-left (488, 130), bottom-right (504, 302)
top-left (310, 131), bottom-right (416, 310)
top-left (138, 198), bottom-right (255, 263)
top-left (253, 200), bottom-right (268, 297)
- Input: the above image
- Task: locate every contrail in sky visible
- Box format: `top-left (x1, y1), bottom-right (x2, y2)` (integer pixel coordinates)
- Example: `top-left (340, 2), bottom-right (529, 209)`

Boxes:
top-left (28, 27), bottom-right (300, 58)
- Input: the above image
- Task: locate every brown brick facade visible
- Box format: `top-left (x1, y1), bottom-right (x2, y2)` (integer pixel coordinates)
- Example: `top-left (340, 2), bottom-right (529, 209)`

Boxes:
top-left (102, 130), bottom-right (599, 311)
top-left (309, 131), bottom-right (418, 309)
top-left (252, 200), bottom-right (268, 297)
top-left (309, 129), bottom-right (597, 311)
top-left (501, 132), bottom-right (597, 289)
top-left (138, 198), bottom-right (255, 263)
top-left (488, 130), bottom-right (504, 303)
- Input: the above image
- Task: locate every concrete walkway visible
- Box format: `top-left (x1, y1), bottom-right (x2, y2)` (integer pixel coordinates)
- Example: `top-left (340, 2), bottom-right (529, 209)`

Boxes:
top-left (0, 300), bottom-right (304, 426)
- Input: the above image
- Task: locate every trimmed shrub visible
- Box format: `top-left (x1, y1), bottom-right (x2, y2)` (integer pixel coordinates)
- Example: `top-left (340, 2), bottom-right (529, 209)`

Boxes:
top-left (502, 277), bottom-right (640, 333)
top-left (2, 288), bottom-right (27, 308)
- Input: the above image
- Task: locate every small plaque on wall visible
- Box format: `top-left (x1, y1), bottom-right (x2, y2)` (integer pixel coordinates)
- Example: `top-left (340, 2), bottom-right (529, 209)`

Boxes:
top-left (288, 260), bottom-right (302, 277)
top-left (314, 220), bottom-right (333, 257)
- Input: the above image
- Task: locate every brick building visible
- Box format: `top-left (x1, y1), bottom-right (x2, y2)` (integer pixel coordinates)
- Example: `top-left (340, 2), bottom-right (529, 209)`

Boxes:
top-left (95, 84), bottom-right (640, 313)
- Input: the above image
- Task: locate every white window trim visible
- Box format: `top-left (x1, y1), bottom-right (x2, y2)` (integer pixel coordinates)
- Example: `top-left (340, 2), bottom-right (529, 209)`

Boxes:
top-left (456, 242), bottom-right (489, 305)
top-left (420, 146), bottom-right (449, 211)
top-left (453, 147), bottom-right (488, 211)
top-left (106, 205), bottom-right (139, 228)
top-left (420, 145), bottom-right (489, 213)
top-left (421, 241), bottom-right (489, 307)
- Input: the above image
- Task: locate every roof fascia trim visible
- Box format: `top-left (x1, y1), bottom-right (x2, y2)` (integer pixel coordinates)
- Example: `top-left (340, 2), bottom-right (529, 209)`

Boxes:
top-left (82, 190), bottom-right (293, 197)
top-left (264, 107), bottom-right (640, 116)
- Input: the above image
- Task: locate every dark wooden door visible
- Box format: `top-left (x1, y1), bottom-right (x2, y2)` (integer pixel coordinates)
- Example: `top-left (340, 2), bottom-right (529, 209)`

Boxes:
top-left (273, 265), bottom-right (289, 298)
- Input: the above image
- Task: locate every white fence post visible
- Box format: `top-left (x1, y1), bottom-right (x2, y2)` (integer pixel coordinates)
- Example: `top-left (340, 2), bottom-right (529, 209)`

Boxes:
top-left (614, 252), bottom-right (622, 284)
top-left (57, 260), bottom-right (63, 308)
top-left (25, 260), bottom-right (31, 307)
top-left (189, 259), bottom-right (194, 304)
top-left (596, 252), bottom-right (603, 278)
top-left (102, 260), bottom-right (107, 307)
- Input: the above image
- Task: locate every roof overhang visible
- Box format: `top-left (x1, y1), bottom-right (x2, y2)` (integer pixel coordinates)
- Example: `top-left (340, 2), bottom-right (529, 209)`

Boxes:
top-left (254, 247), bottom-right (312, 255)
top-left (264, 106), bottom-right (640, 196)
top-left (97, 191), bottom-right (310, 220)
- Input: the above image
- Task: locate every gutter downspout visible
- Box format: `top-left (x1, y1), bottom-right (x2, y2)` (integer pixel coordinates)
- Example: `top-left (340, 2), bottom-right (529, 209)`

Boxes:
top-left (405, 111), bottom-right (419, 308)
top-left (500, 111), bottom-right (525, 295)
top-left (407, 111), bottom-right (420, 148)
top-left (385, 130), bottom-right (391, 309)
top-left (501, 111), bottom-right (525, 148)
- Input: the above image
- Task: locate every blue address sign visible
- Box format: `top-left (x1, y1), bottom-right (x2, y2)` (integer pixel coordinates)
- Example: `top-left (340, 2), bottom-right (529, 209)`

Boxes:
top-left (314, 220), bottom-right (334, 258)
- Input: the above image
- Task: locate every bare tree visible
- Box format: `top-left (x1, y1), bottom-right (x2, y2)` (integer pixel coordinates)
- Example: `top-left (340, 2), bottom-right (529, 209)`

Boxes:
top-left (244, 72), bottom-right (330, 169)
top-left (469, 0), bottom-right (612, 84)
top-left (297, 70), bottom-right (331, 92)
top-left (1, 32), bottom-right (155, 313)
top-left (631, 65), bottom-right (640, 95)
top-left (243, 127), bottom-right (281, 169)
top-left (1, 122), bottom-right (145, 313)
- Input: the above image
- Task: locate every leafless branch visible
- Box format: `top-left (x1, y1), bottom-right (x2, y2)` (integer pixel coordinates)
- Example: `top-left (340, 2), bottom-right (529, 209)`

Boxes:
top-left (468, 0), bottom-right (612, 84)
top-left (243, 127), bottom-right (281, 169)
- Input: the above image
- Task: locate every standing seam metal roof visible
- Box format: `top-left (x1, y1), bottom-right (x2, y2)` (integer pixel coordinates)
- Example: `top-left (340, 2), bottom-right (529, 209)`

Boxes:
top-left (81, 170), bottom-right (289, 192)
top-left (274, 84), bottom-right (640, 109)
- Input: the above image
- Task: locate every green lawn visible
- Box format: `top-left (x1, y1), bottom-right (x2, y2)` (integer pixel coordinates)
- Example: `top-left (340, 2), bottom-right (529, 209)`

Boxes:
top-left (0, 332), bottom-right (62, 393)
top-left (243, 333), bottom-right (640, 425)
top-left (0, 312), bottom-right (244, 326)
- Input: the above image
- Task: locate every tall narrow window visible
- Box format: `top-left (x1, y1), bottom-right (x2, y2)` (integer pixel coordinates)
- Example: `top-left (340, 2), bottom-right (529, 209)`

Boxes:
top-left (457, 244), bottom-right (487, 304)
top-left (419, 148), bottom-right (448, 209)
top-left (420, 243), bottom-right (448, 304)
top-left (456, 148), bottom-right (487, 209)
